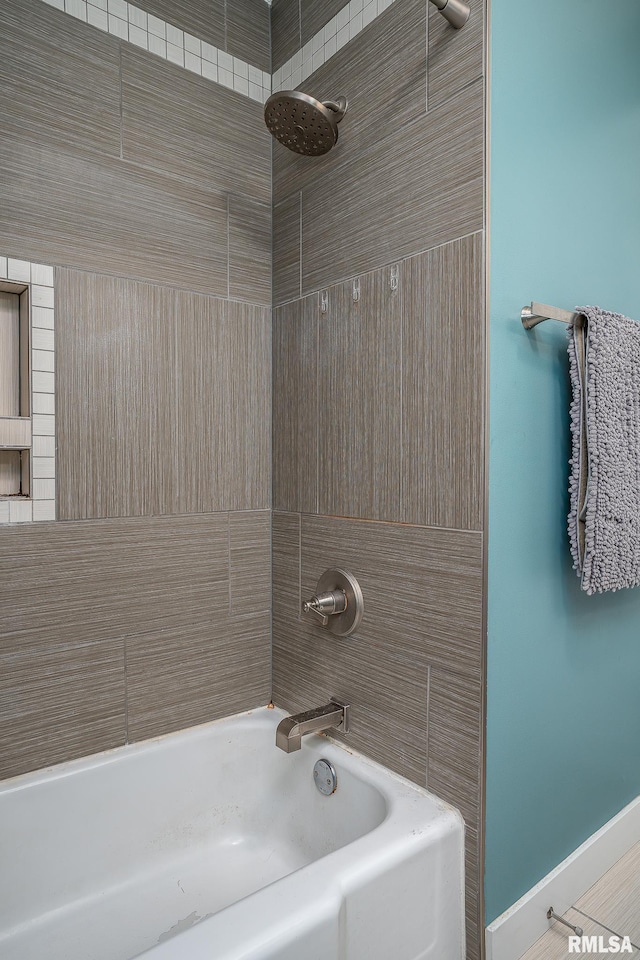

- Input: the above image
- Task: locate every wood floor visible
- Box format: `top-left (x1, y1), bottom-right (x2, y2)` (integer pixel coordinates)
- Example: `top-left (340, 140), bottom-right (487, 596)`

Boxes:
top-left (519, 842), bottom-right (640, 959)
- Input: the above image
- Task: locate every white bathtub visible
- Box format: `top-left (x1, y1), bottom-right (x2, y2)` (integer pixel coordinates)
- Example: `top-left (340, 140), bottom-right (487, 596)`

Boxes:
top-left (0, 706), bottom-right (464, 960)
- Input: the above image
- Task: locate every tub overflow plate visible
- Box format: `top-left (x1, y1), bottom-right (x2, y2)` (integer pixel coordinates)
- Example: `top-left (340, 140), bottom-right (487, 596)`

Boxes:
top-left (313, 758), bottom-right (337, 795)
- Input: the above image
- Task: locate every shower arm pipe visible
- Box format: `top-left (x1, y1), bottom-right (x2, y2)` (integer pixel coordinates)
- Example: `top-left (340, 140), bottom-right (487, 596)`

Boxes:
top-left (322, 97), bottom-right (348, 121)
top-left (429, 0), bottom-right (470, 29)
top-left (521, 301), bottom-right (585, 330)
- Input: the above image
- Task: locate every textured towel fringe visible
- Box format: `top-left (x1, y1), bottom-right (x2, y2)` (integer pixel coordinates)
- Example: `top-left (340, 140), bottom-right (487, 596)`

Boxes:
top-left (567, 325), bottom-right (582, 575)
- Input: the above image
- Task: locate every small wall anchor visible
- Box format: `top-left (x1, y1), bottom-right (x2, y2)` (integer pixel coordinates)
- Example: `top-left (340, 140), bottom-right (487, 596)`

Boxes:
top-left (302, 568), bottom-right (364, 636)
top-left (547, 908), bottom-right (583, 937)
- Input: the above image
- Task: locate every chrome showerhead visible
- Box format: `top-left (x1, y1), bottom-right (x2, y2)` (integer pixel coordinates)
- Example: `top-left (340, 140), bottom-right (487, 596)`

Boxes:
top-left (264, 91), bottom-right (348, 156)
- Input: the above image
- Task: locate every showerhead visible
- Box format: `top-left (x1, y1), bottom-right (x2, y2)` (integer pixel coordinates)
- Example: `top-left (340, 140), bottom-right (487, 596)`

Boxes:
top-left (264, 91), bottom-right (348, 156)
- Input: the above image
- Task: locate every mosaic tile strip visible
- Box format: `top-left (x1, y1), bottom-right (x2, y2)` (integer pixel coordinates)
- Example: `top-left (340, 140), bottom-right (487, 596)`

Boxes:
top-left (40, 0), bottom-right (272, 103)
top-left (38, 0), bottom-right (400, 105)
top-left (272, 0), bottom-right (395, 92)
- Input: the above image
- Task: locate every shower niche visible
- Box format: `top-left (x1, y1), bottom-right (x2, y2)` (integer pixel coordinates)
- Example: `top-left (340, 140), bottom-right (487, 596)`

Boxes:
top-left (0, 258), bottom-right (57, 524)
top-left (0, 282), bottom-right (31, 501)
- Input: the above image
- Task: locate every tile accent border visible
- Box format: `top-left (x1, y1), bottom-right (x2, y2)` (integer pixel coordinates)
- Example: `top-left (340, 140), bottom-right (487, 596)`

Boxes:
top-left (0, 257), bottom-right (56, 526)
top-left (38, 0), bottom-right (400, 105)
top-left (39, 0), bottom-right (272, 104)
top-left (272, 0), bottom-right (396, 92)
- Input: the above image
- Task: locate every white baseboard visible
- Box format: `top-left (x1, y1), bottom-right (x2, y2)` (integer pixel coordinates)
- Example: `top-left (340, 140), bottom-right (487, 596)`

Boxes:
top-left (485, 795), bottom-right (640, 960)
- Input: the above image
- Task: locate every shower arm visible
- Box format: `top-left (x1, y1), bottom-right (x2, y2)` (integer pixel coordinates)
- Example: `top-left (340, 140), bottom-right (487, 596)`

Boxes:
top-left (429, 0), bottom-right (470, 29)
top-left (322, 97), bottom-right (348, 122)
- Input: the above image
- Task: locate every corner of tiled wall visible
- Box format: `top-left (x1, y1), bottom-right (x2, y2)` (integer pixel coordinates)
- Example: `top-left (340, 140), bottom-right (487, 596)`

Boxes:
top-left (270, 1), bottom-right (487, 957)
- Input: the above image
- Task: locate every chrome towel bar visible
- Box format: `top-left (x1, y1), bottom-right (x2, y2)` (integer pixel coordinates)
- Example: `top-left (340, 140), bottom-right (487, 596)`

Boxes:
top-left (521, 301), bottom-right (585, 330)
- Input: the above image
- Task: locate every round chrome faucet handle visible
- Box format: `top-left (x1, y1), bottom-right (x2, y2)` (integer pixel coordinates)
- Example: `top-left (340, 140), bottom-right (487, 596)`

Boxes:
top-left (302, 589), bottom-right (348, 626)
top-left (302, 598), bottom-right (329, 626)
top-left (302, 570), bottom-right (364, 637)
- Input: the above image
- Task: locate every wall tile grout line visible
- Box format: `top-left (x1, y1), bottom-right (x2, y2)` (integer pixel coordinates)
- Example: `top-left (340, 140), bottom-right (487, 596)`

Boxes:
top-left (294, 511), bottom-right (484, 539)
top-left (298, 191), bottom-right (303, 301)
top-left (314, 292), bottom-right (319, 515)
top-left (227, 513), bottom-right (232, 616)
top-left (275, 228), bottom-right (485, 308)
top-left (24, 257), bottom-right (271, 312)
top-left (398, 263), bottom-right (404, 518)
top-left (171, 305), bottom-right (180, 540)
top-left (425, 664), bottom-right (431, 790)
top-left (118, 43), bottom-right (124, 160)
top-left (274, 507), bottom-right (484, 544)
top-left (424, 0), bottom-right (429, 113)
top-left (123, 631), bottom-right (130, 744)
top-left (297, 511), bottom-right (302, 619)
top-left (226, 196), bottom-right (231, 301)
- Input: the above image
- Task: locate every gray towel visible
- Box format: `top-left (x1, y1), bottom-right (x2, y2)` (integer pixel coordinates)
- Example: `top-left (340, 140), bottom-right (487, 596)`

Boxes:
top-left (568, 305), bottom-right (640, 594)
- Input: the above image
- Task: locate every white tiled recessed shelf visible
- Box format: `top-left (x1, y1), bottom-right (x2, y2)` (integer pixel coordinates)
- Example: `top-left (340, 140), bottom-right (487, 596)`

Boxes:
top-left (0, 257), bottom-right (56, 525)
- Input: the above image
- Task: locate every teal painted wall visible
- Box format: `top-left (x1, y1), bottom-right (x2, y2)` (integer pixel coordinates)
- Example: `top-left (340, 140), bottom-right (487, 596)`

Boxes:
top-left (486, 0), bottom-right (640, 923)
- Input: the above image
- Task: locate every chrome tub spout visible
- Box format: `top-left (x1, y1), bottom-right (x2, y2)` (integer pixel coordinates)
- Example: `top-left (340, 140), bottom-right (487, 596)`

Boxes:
top-left (275, 700), bottom-right (350, 753)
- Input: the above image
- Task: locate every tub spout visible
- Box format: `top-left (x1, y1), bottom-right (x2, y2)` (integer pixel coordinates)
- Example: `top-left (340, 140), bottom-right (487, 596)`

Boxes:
top-left (275, 699), bottom-right (350, 753)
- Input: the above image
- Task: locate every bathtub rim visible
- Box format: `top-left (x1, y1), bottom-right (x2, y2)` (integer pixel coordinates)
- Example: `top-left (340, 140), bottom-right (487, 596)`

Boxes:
top-left (0, 703), bottom-right (464, 830)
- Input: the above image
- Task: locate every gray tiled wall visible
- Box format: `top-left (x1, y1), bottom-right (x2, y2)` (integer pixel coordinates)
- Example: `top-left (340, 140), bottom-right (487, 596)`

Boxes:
top-left (226, 0), bottom-right (271, 72)
top-left (300, 0), bottom-right (345, 46)
top-left (56, 270), bottom-right (271, 520)
top-left (428, 0), bottom-right (484, 110)
top-left (273, 234), bottom-right (484, 529)
top-left (272, 192), bottom-right (302, 305)
top-left (270, 2), bottom-right (486, 957)
top-left (1, 0), bottom-right (120, 162)
top-left (402, 233), bottom-right (485, 531)
top-left (317, 266), bottom-right (403, 520)
top-left (0, 513), bottom-right (271, 779)
top-left (272, 0), bottom-right (428, 208)
top-left (272, 294), bottom-right (319, 514)
top-left (1, 0), bottom-right (272, 778)
top-left (0, 0), bottom-right (271, 303)
top-left (271, 0), bottom-right (483, 297)
top-left (300, 81), bottom-right (482, 292)
top-left (273, 512), bottom-right (483, 774)
top-left (120, 46), bottom-right (270, 204)
top-left (270, 0), bottom-right (299, 71)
